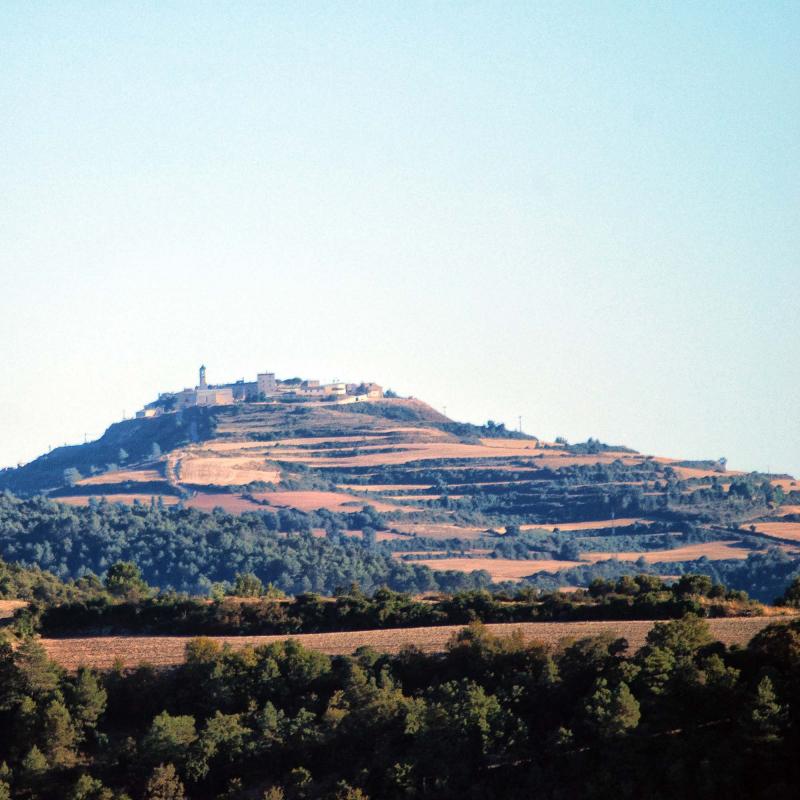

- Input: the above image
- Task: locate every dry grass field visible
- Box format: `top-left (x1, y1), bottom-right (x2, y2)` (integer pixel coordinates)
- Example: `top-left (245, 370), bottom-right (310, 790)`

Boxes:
top-left (522, 518), bottom-right (647, 532)
top-left (337, 484), bottom-right (434, 493)
top-left (57, 494), bottom-right (180, 507)
top-left (41, 617), bottom-right (782, 670)
top-left (251, 490), bottom-right (412, 513)
top-left (776, 505), bottom-right (800, 517)
top-left (184, 493), bottom-right (264, 514)
top-left (0, 599), bottom-right (26, 619)
top-left (269, 441), bottom-right (647, 469)
top-left (177, 454), bottom-right (281, 486)
top-left (581, 541), bottom-right (751, 564)
top-left (78, 467), bottom-right (163, 486)
top-left (414, 557), bottom-right (583, 580)
top-left (391, 522), bottom-right (489, 541)
top-left (752, 522), bottom-right (800, 542)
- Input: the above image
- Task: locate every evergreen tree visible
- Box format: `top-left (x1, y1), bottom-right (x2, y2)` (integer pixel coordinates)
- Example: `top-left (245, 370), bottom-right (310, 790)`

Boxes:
top-left (21, 745), bottom-right (48, 778)
top-left (42, 698), bottom-right (79, 768)
top-left (104, 561), bottom-right (149, 598)
top-left (744, 676), bottom-right (785, 742)
top-left (582, 679), bottom-right (641, 739)
top-left (144, 763), bottom-right (185, 800)
top-left (70, 668), bottom-right (108, 737)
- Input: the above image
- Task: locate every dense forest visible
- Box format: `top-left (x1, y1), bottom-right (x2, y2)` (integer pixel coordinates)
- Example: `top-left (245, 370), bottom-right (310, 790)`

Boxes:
top-left (0, 493), bottom-right (798, 601)
top-left (7, 566), bottom-right (764, 638)
top-left (3, 612), bottom-right (800, 798)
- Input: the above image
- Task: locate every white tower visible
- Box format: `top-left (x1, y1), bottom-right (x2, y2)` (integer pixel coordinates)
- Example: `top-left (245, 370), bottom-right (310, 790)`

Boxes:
top-left (199, 365), bottom-right (207, 389)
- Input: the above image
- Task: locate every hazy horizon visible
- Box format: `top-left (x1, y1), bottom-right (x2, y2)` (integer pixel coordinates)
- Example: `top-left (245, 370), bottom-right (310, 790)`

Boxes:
top-left (1, 3), bottom-right (798, 476)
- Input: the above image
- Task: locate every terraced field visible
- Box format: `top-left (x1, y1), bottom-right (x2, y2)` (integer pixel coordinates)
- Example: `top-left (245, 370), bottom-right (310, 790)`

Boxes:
top-left (43, 397), bottom-right (798, 588)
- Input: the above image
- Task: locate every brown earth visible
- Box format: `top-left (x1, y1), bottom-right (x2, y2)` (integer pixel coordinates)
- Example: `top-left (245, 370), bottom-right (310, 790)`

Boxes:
top-left (751, 522), bottom-right (800, 542)
top-left (0, 600), bottom-right (26, 619)
top-left (522, 518), bottom-right (648, 532)
top-left (251, 491), bottom-right (412, 513)
top-left (184, 493), bottom-right (265, 514)
top-left (416, 557), bottom-right (583, 580)
top-left (40, 617), bottom-right (782, 670)
top-left (57, 494), bottom-right (179, 507)
top-left (78, 467), bottom-right (163, 486)
top-left (581, 541), bottom-right (751, 564)
top-left (391, 522), bottom-right (489, 541)
top-left (178, 454), bottom-right (281, 486)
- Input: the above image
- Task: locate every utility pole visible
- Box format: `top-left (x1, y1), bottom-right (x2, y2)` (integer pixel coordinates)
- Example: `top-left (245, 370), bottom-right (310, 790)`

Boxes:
top-left (518, 415), bottom-right (522, 433)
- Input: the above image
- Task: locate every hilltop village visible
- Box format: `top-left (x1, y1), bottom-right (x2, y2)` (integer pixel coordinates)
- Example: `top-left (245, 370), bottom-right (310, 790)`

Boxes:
top-left (136, 365), bottom-right (384, 418)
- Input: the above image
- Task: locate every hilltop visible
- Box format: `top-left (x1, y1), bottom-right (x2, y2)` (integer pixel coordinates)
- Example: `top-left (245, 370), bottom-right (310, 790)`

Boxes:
top-left (1, 369), bottom-right (798, 598)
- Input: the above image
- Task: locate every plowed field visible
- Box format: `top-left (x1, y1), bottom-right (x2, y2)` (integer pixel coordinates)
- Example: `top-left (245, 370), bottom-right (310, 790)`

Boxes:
top-left (41, 617), bottom-right (781, 670)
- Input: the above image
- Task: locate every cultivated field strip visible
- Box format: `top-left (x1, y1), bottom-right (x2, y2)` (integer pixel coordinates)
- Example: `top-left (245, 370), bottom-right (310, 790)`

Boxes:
top-left (42, 617), bottom-right (779, 670)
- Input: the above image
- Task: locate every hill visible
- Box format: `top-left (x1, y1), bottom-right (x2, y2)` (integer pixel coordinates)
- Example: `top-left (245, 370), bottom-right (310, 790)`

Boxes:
top-left (1, 389), bottom-right (798, 598)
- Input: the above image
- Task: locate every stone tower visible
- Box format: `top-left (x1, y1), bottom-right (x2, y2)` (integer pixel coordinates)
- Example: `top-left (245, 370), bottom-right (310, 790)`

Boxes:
top-left (199, 365), bottom-right (207, 389)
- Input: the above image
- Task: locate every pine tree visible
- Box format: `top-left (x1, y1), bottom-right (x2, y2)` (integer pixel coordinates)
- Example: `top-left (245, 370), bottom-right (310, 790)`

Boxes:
top-left (583, 679), bottom-right (641, 739)
top-left (70, 668), bottom-right (108, 737)
top-left (14, 638), bottom-right (61, 700)
top-left (144, 763), bottom-right (185, 800)
top-left (745, 676), bottom-right (785, 742)
top-left (21, 745), bottom-right (48, 778)
top-left (42, 698), bottom-right (78, 768)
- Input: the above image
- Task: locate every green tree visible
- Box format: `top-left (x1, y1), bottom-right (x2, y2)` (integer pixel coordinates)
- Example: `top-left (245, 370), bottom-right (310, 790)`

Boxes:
top-left (104, 561), bottom-right (148, 598)
top-left (14, 638), bottom-right (61, 701)
top-left (232, 572), bottom-right (263, 597)
top-left (63, 467), bottom-right (83, 487)
top-left (144, 763), bottom-right (185, 800)
top-left (70, 668), bottom-right (108, 737)
top-left (744, 676), bottom-right (785, 742)
top-left (143, 712), bottom-right (197, 766)
top-left (582, 679), bottom-right (641, 738)
top-left (646, 615), bottom-right (713, 658)
top-left (0, 780), bottom-right (9, 800)
top-left (21, 745), bottom-right (48, 779)
top-left (42, 698), bottom-right (79, 768)
top-left (332, 781), bottom-right (370, 800)
top-left (776, 576), bottom-right (800, 607)
top-left (69, 773), bottom-right (114, 800)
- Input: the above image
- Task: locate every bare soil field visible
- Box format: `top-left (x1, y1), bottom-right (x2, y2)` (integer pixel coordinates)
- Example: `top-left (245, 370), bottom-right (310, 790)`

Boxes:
top-left (336, 484), bottom-right (434, 493)
top-left (251, 491), bottom-right (411, 513)
top-left (79, 467), bottom-right (163, 486)
top-left (776, 506), bottom-right (800, 517)
top-left (391, 522), bottom-right (489, 541)
top-left (415, 557), bottom-right (582, 580)
top-left (57, 494), bottom-right (179, 507)
top-left (178, 455), bottom-right (281, 486)
top-left (581, 541), bottom-right (751, 564)
top-left (41, 617), bottom-right (781, 670)
top-left (752, 522), bottom-right (800, 543)
top-left (184, 493), bottom-right (264, 514)
top-left (271, 441), bottom-right (647, 469)
top-left (522, 518), bottom-right (648, 532)
top-left (0, 600), bottom-right (26, 619)
top-left (386, 494), bottom-right (465, 501)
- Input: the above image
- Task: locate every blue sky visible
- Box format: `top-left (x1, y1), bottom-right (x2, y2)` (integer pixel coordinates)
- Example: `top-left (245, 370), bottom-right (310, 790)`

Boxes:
top-left (1, 2), bottom-right (798, 475)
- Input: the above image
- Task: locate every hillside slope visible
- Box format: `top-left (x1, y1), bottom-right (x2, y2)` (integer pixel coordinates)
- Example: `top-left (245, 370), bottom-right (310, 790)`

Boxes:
top-left (2, 393), bottom-right (798, 592)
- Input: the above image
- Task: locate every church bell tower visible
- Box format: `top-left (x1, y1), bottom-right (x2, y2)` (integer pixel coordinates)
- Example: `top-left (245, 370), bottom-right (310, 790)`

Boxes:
top-left (199, 365), bottom-right (207, 389)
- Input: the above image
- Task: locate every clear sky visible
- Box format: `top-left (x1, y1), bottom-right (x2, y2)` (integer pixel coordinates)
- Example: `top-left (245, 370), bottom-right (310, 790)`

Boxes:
top-left (1, 2), bottom-right (798, 476)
